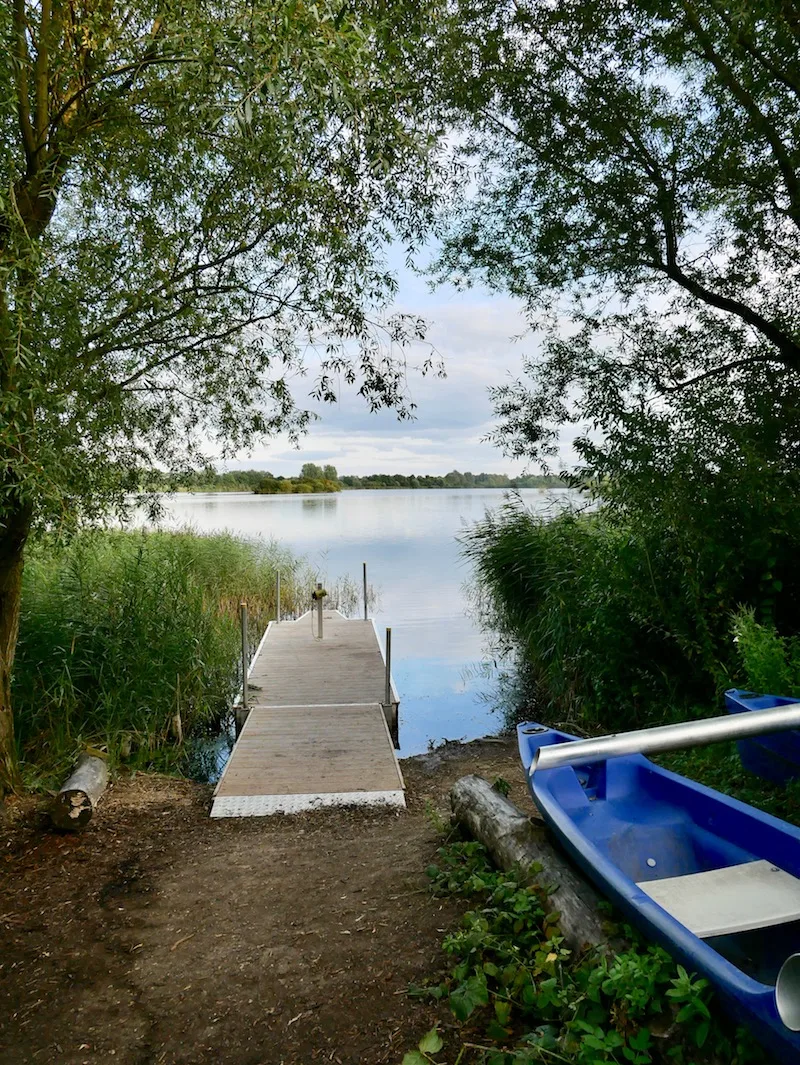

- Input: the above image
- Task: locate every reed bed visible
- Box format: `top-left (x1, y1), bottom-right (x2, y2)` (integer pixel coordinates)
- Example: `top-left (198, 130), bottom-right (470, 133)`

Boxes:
top-left (13, 528), bottom-right (376, 786)
top-left (462, 500), bottom-right (721, 734)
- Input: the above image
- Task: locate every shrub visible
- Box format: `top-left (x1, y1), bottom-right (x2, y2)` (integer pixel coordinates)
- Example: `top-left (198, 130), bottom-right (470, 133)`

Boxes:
top-left (733, 608), bottom-right (800, 699)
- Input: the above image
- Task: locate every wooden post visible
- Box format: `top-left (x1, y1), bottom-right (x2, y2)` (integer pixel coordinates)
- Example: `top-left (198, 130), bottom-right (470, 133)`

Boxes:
top-left (240, 601), bottom-right (248, 710)
top-left (276, 571), bottom-right (281, 623)
top-left (316, 582), bottom-right (324, 639)
top-left (384, 627), bottom-right (392, 706)
top-left (363, 561), bottom-right (368, 620)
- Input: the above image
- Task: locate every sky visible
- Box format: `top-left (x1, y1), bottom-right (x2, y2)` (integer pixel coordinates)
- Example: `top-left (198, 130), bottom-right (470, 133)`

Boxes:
top-left (226, 250), bottom-right (571, 478)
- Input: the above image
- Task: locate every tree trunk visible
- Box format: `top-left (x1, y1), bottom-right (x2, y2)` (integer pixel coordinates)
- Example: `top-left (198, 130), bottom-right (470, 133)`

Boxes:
top-left (0, 502), bottom-right (32, 797)
top-left (450, 774), bottom-right (608, 952)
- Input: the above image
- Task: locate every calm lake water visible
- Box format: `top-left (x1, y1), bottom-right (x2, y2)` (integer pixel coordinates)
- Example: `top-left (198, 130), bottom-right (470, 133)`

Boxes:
top-left (149, 488), bottom-right (575, 757)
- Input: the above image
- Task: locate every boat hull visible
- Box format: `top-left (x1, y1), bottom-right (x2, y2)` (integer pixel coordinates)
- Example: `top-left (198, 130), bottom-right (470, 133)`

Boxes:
top-left (726, 689), bottom-right (800, 783)
top-left (518, 722), bottom-right (800, 1063)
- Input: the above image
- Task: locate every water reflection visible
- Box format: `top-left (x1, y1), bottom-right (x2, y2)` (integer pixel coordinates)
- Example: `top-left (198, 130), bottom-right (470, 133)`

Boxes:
top-left (144, 488), bottom-right (578, 758)
top-left (301, 495), bottom-right (339, 512)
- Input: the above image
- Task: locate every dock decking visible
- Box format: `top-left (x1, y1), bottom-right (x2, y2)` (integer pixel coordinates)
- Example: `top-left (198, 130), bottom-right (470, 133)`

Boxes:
top-left (210, 611), bottom-right (404, 817)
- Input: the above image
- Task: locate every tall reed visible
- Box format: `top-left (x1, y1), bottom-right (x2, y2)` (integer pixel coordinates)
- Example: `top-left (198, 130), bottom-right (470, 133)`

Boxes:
top-left (462, 499), bottom-right (715, 733)
top-left (13, 528), bottom-right (376, 786)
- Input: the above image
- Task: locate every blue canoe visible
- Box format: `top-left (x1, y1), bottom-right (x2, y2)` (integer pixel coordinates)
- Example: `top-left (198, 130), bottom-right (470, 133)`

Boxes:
top-left (726, 689), bottom-right (800, 783)
top-left (518, 722), bottom-right (800, 1063)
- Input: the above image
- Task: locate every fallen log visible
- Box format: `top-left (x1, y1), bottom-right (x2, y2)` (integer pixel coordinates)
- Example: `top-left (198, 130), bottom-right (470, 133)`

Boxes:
top-left (52, 753), bottom-right (109, 831)
top-left (450, 774), bottom-right (608, 952)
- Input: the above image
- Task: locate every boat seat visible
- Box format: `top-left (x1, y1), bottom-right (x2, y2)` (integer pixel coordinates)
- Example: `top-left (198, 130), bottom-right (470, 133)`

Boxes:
top-left (636, 860), bottom-right (800, 939)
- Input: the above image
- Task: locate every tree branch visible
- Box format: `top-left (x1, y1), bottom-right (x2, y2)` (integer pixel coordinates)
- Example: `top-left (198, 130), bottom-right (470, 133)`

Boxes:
top-left (706, 0), bottom-right (800, 101)
top-left (45, 55), bottom-right (196, 147)
top-left (680, 0), bottom-right (800, 228)
top-left (661, 355), bottom-right (773, 392)
top-left (78, 247), bottom-right (294, 362)
top-left (34, 0), bottom-right (52, 146)
top-left (649, 256), bottom-right (800, 366)
top-left (110, 312), bottom-right (289, 393)
top-left (13, 0), bottom-right (36, 165)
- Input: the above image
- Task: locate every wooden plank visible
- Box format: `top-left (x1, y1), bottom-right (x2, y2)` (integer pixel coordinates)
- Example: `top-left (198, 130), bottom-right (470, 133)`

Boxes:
top-left (248, 612), bottom-right (388, 707)
top-left (215, 705), bottom-right (402, 796)
top-left (210, 612), bottom-right (404, 817)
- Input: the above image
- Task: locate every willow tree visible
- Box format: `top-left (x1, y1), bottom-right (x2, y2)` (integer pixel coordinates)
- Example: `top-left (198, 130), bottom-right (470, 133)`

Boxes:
top-left (432, 0), bottom-right (800, 460)
top-left (431, 0), bottom-right (800, 687)
top-left (0, 0), bottom-right (441, 792)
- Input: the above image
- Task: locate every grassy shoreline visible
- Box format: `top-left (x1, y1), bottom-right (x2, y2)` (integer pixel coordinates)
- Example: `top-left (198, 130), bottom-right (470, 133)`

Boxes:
top-left (13, 528), bottom-right (373, 789)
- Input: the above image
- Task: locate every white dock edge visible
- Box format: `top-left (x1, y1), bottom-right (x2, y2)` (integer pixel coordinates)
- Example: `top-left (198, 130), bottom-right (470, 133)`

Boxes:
top-left (210, 789), bottom-right (406, 818)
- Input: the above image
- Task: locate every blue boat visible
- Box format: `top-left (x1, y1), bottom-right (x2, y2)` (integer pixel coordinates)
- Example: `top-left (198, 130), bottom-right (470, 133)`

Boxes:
top-left (726, 689), bottom-right (800, 783)
top-left (518, 721), bottom-right (800, 1063)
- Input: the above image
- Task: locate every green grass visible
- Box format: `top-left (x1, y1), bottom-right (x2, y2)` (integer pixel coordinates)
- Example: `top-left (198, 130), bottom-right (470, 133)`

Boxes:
top-left (12, 528), bottom-right (372, 788)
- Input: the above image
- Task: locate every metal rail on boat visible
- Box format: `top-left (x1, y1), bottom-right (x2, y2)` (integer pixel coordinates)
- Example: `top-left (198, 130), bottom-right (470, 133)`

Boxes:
top-left (531, 703), bottom-right (800, 774)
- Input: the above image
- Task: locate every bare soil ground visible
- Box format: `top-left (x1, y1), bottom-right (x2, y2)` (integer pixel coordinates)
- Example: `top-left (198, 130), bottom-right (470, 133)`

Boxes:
top-left (0, 737), bottom-right (529, 1065)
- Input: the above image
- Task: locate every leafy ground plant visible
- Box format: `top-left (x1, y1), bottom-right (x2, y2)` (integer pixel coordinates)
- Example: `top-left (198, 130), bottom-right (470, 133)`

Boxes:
top-left (403, 839), bottom-right (770, 1065)
top-left (732, 608), bottom-right (800, 700)
top-left (403, 1028), bottom-right (445, 1065)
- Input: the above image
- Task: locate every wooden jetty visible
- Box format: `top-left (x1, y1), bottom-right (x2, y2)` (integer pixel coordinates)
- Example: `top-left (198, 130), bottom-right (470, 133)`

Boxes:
top-left (210, 610), bottom-right (404, 817)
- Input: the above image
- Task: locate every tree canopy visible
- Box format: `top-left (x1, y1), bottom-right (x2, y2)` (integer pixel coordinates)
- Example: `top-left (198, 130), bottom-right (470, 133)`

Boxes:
top-left (2, 0), bottom-right (441, 530)
top-left (431, 0), bottom-right (800, 466)
top-left (0, 0), bottom-right (442, 790)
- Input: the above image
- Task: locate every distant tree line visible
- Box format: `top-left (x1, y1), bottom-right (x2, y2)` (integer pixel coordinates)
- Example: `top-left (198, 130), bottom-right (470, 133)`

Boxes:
top-left (165, 465), bottom-right (563, 493)
top-left (178, 469), bottom-right (268, 492)
top-left (338, 471), bottom-right (562, 489)
top-left (253, 464), bottom-right (341, 494)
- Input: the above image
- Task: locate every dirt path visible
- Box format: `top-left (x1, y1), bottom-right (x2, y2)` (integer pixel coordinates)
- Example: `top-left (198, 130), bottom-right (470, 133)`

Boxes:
top-left (0, 738), bottom-right (528, 1065)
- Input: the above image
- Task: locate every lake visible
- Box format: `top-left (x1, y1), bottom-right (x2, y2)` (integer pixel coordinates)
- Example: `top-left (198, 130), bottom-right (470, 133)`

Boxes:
top-left (150, 488), bottom-right (575, 756)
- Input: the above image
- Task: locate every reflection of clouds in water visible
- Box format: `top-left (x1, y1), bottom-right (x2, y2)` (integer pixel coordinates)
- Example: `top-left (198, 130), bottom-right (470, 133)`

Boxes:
top-left (152, 488), bottom-right (575, 555)
top-left (390, 616), bottom-right (484, 661)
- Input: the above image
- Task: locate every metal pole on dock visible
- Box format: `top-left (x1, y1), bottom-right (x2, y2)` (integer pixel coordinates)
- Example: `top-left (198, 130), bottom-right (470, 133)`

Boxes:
top-left (363, 562), bottom-right (368, 620)
top-left (384, 626), bottom-right (392, 706)
top-left (316, 582), bottom-right (324, 639)
top-left (275, 571), bottom-right (281, 622)
top-left (240, 601), bottom-right (249, 711)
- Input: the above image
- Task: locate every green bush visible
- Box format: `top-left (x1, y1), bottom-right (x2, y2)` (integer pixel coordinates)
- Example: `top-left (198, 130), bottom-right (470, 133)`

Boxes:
top-left (463, 502), bottom-right (709, 731)
top-left (733, 608), bottom-right (800, 699)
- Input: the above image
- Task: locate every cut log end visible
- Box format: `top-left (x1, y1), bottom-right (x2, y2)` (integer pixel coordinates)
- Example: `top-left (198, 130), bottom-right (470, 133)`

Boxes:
top-left (51, 754), bottom-right (109, 832)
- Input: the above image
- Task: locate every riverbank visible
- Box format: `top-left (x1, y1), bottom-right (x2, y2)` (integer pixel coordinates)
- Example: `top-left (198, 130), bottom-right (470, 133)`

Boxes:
top-left (0, 738), bottom-right (521, 1065)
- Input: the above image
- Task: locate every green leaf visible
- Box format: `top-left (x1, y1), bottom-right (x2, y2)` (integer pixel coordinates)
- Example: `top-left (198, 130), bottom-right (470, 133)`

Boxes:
top-left (449, 975), bottom-right (489, 1021)
top-left (418, 1029), bottom-right (443, 1055)
top-left (629, 1028), bottom-right (651, 1051)
top-left (494, 998), bottom-right (513, 1025)
top-left (694, 1020), bottom-right (710, 1048)
top-left (401, 1053), bottom-right (429, 1065)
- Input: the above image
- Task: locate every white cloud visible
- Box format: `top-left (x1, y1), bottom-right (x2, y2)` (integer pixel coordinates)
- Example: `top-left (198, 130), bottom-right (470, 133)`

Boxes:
top-left (227, 266), bottom-right (581, 475)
